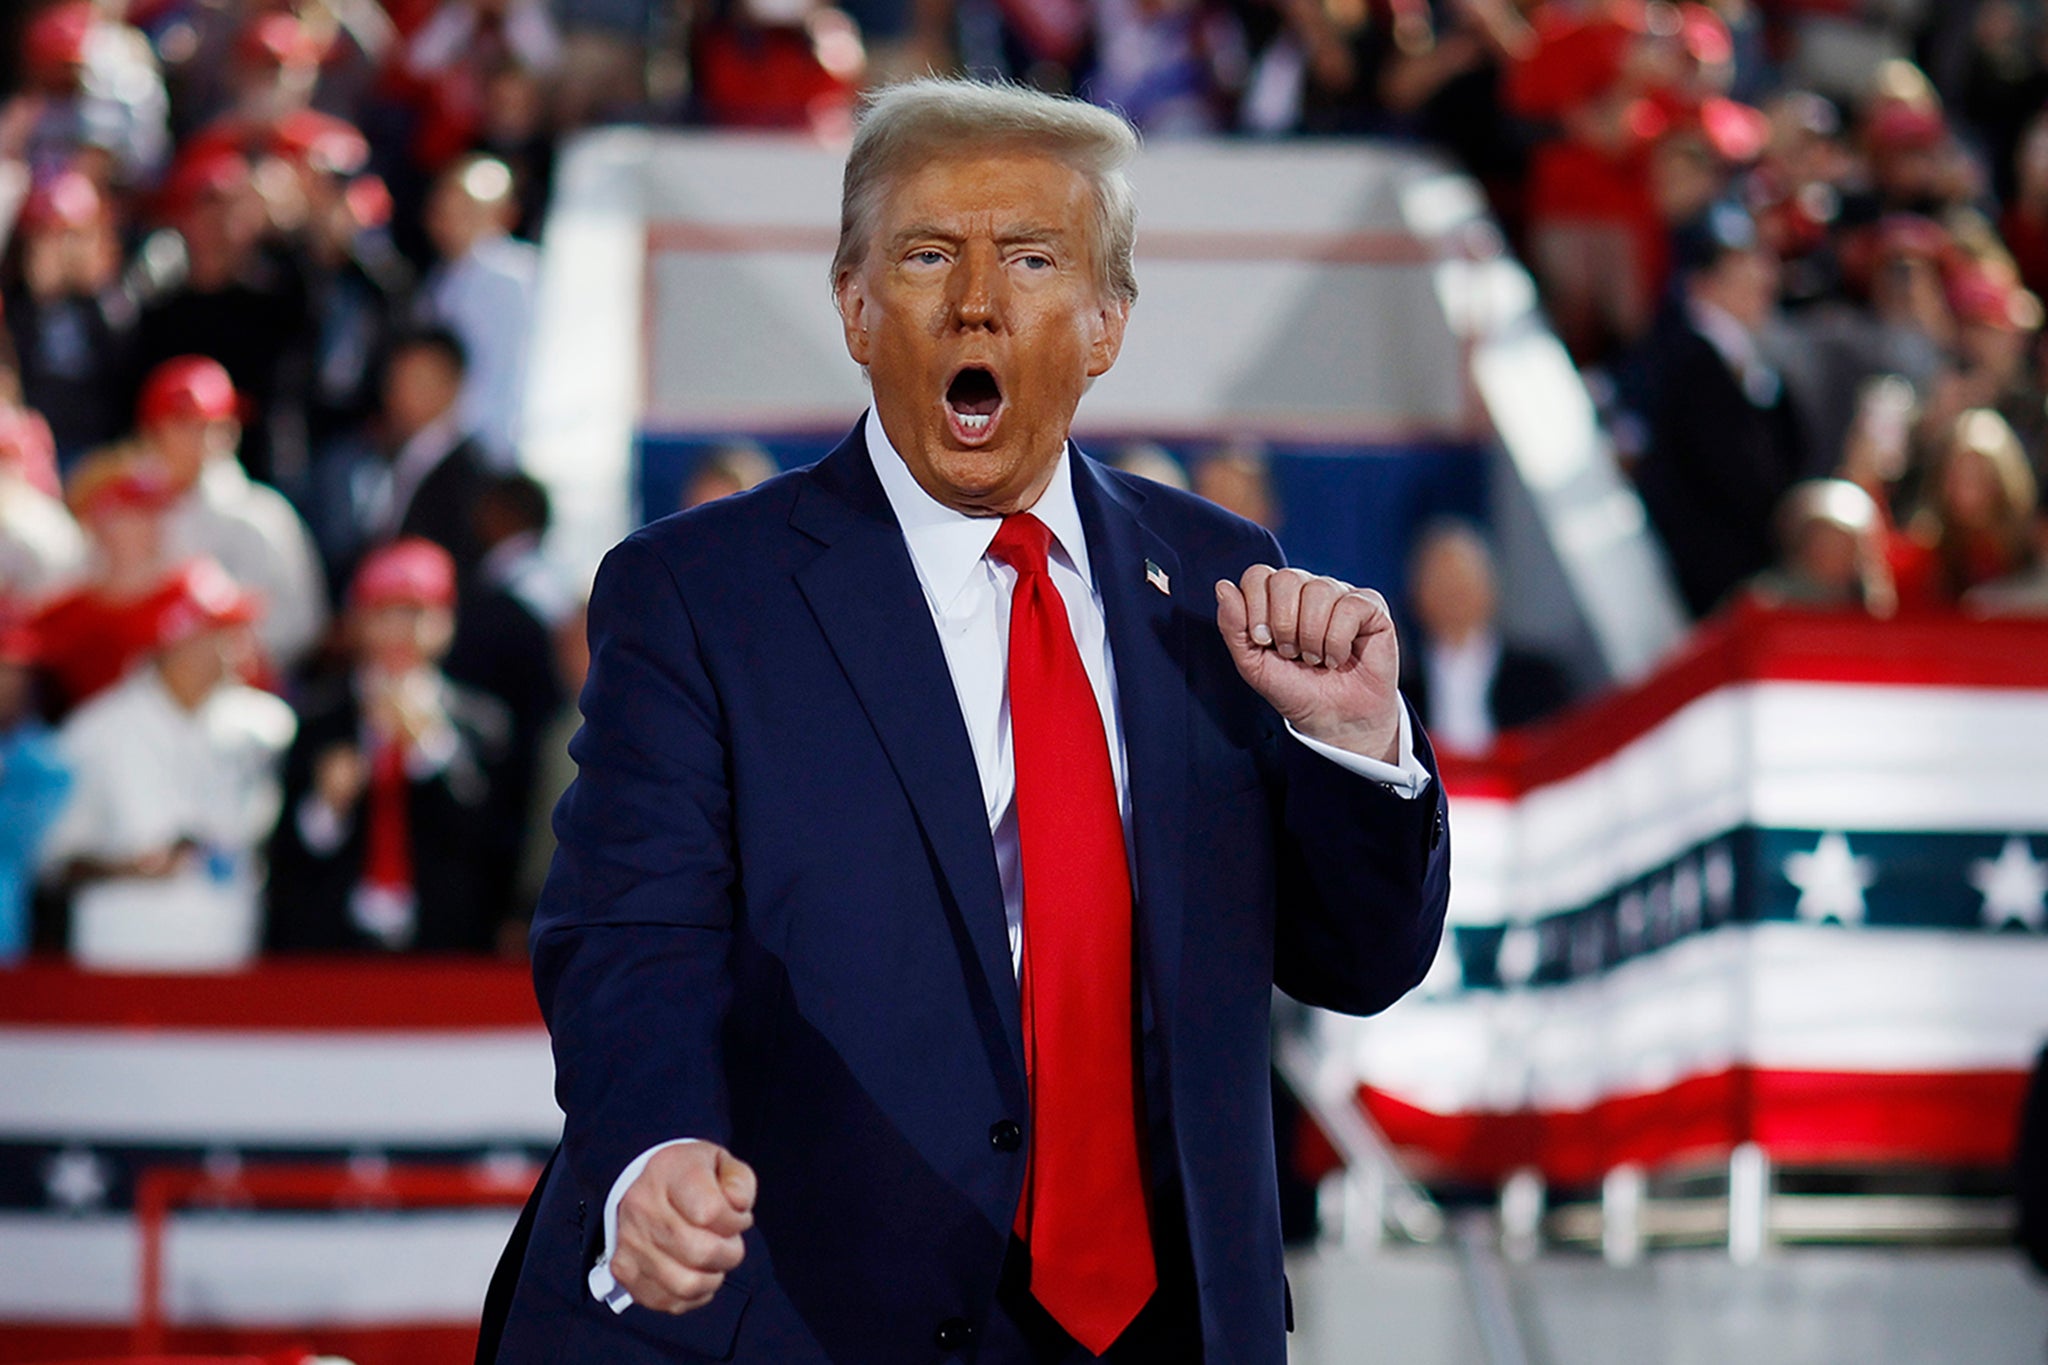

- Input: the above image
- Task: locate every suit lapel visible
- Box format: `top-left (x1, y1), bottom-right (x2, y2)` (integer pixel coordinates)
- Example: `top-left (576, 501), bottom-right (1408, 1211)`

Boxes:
top-left (1071, 454), bottom-right (1190, 1027)
top-left (790, 427), bottom-right (1025, 1090)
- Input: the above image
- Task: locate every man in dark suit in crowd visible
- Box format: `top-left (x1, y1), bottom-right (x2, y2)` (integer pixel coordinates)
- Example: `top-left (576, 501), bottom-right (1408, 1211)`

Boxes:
top-left (1399, 519), bottom-right (1572, 755)
top-left (1631, 203), bottom-right (1810, 619)
top-left (359, 326), bottom-right (489, 581)
top-left (267, 539), bottom-right (508, 953)
top-left (481, 78), bottom-right (1450, 1364)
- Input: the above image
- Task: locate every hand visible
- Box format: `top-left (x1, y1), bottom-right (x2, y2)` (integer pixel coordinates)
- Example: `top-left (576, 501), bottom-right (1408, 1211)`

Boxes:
top-left (611, 1142), bottom-right (756, 1315)
top-left (1216, 566), bottom-right (1402, 763)
top-left (313, 744), bottom-right (369, 812)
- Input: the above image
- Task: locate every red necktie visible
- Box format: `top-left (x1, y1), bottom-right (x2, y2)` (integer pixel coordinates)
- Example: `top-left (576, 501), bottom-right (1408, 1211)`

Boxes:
top-left (989, 512), bottom-right (1155, 1353)
top-left (363, 736), bottom-right (414, 900)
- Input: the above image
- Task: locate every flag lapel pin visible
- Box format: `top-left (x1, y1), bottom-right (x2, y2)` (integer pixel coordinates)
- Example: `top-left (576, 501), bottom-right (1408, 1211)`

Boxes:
top-left (1144, 559), bottom-right (1170, 596)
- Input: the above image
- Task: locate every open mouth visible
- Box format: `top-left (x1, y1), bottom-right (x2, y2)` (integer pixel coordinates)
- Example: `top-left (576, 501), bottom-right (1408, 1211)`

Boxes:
top-left (944, 365), bottom-right (1003, 444)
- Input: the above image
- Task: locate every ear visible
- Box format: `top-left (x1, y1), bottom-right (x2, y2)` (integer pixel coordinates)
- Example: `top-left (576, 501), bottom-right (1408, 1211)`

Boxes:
top-left (835, 270), bottom-right (872, 367)
top-left (1085, 297), bottom-right (1129, 380)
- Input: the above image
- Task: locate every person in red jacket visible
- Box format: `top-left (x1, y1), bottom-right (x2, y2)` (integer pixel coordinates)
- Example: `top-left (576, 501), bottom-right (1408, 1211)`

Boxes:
top-left (32, 461), bottom-right (182, 715)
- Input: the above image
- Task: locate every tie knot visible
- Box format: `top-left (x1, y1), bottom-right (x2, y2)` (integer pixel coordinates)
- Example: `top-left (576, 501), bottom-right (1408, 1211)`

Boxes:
top-left (988, 512), bottom-right (1052, 577)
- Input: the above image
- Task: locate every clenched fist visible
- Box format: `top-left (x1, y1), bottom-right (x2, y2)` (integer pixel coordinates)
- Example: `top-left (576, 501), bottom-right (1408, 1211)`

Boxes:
top-left (1216, 565), bottom-right (1402, 763)
top-left (611, 1142), bottom-right (756, 1314)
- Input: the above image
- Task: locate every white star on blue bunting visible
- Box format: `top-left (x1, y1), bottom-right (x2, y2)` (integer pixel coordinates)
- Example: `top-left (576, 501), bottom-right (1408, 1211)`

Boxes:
top-left (1969, 836), bottom-right (2047, 932)
top-left (1784, 832), bottom-right (1875, 926)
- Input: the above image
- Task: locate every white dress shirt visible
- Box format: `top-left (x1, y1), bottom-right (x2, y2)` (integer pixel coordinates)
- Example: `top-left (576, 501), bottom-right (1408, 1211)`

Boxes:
top-left (164, 460), bottom-right (330, 670)
top-left (588, 411), bottom-right (1430, 1309)
top-left (40, 667), bottom-right (295, 972)
top-left (1422, 629), bottom-right (1502, 756)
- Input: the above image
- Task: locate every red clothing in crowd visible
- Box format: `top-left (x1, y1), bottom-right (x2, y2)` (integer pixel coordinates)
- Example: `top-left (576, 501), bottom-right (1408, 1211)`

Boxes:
top-left (1506, 3), bottom-right (1668, 302)
top-left (31, 584), bottom-right (174, 712)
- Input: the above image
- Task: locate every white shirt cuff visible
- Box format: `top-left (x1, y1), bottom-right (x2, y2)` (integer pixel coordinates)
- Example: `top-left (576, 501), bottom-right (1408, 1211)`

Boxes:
top-left (1286, 704), bottom-right (1432, 800)
top-left (586, 1138), bottom-right (701, 1313)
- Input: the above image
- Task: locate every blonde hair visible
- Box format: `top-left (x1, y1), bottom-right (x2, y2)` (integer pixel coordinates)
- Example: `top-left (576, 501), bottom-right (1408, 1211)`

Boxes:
top-left (831, 78), bottom-right (1140, 306)
top-left (1945, 408), bottom-right (2038, 524)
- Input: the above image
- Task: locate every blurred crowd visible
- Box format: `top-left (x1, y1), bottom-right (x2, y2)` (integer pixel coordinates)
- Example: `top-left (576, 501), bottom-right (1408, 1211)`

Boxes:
top-left (3, 0), bottom-right (2046, 968)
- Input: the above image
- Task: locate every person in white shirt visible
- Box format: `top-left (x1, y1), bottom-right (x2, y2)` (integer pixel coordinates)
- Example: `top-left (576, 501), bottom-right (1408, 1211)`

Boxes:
top-left (1398, 519), bottom-right (1571, 756)
top-left (39, 558), bottom-right (295, 971)
top-left (139, 355), bottom-right (330, 673)
top-left (419, 155), bottom-right (539, 466)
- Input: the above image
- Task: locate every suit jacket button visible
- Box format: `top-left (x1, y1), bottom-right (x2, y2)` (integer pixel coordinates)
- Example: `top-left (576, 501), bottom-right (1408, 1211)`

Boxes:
top-left (934, 1317), bottom-right (975, 1350)
top-left (989, 1119), bottom-right (1023, 1152)
top-left (1429, 808), bottom-right (1444, 852)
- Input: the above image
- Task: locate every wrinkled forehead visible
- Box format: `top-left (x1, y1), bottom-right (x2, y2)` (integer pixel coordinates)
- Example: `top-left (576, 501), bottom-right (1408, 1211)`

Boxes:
top-left (869, 143), bottom-right (1097, 237)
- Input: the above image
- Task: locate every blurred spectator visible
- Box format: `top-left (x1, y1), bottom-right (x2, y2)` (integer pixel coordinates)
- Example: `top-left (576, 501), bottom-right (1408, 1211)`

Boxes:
top-left (417, 154), bottom-right (537, 463)
top-left (690, 0), bottom-right (864, 136)
top-left (1856, 62), bottom-right (1981, 219)
top-left (141, 356), bottom-right (329, 673)
top-left (681, 441), bottom-right (777, 509)
top-left (40, 558), bottom-right (293, 971)
top-left (1111, 440), bottom-right (1190, 490)
top-left (1787, 215), bottom-right (1952, 472)
top-left (1632, 202), bottom-right (1808, 617)
top-left (12, 0), bottom-right (172, 189)
top-left (1889, 406), bottom-right (2039, 610)
top-left (32, 460), bottom-right (178, 714)
top-left (266, 538), bottom-right (510, 952)
top-left (131, 144), bottom-right (315, 489)
top-left (1505, 0), bottom-right (1678, 361)
top-left (1954, 0), bottom-right (2048, 207)
top-left (1746, 477), bottom-right (1896, 615)
top-left (1084, 0), bottom-right (1242, 137)
top-left (553, 0), bottom-right (655, 129)
top-left (445, 472), bottom-right (571, 927)
top-left (0, 609), bottom-right (69, 963)
top-left (1398, 518), bottom-right (1570, 755)
top-left (398, 0), bottom-right (563, 173)
top-left (2002, 113), bottom-right (2048, 303)
top-left (1925, 257), bottom-right (2045, 447)
top-left (1285, 0), bottom-right (1529, 198)
top-left (472, 63), bottom-right (557, 241)
top-left (269, 111), bottom-right (416, 461)
top-left (1192, 440), bottom-right (1279, 530)
top-left (0, 404), bottom-right (85, 601)
top-left (2, 169), bottom-right (138, 464)
top-left (357, 324), bottom-right (489, 576)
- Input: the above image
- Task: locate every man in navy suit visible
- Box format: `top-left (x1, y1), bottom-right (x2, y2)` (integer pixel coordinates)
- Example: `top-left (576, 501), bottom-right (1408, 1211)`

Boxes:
top-left (482, 78), bottom-right (1451, 1363)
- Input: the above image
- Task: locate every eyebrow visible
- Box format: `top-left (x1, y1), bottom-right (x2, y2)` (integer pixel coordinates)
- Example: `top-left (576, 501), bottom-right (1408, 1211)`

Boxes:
top-left (886, 223), bottom-right (1073, 252)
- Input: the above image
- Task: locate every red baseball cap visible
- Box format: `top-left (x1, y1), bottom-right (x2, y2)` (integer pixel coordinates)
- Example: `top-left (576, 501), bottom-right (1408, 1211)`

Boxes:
top-left (1866, 101), bottom-right (1947, 154)
top-left (138, 355), bottom-right (239, 428)
top-left (269, 110), bottom-right (370, 177)
top-left (1696, 96), bottom-right (1770, 164)
top-left (1949, 267), bottom-right (2044, 332)
top-left (23, 2), bottom-right (95, 77)
top-left (157, 145), bottom-right (251, 221)
top-left (151, 559), bottom-right (263, 650)
top-left (352, 538), bottom-right (457, 611)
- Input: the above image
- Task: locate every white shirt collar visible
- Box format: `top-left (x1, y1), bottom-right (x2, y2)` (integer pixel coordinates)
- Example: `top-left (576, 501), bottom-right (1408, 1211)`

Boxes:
top-left (862, 408), bottom-right (1095, 613)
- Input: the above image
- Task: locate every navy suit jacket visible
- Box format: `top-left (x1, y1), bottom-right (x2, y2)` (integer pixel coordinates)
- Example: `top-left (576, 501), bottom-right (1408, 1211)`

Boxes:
top-left (487, 422), bottom-right (1451, 1363)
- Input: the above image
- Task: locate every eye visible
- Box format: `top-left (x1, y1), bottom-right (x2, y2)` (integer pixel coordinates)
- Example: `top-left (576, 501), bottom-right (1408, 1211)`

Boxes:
top-left (1015, 252), bottom-right (1054, 270)
top-left (907, 248), bottom-right (947, 267)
